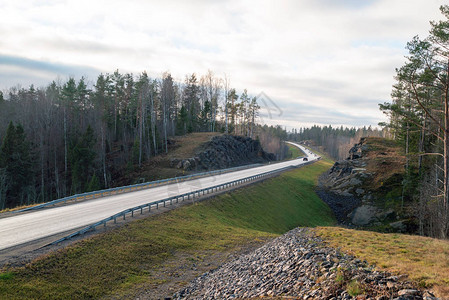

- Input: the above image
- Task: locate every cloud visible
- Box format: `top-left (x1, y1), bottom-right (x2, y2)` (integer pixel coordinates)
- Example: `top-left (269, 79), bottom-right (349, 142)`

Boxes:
top-left (0, 54), bottom-right (101, 88)
top-left (0, 0), bottom-right (446, 129)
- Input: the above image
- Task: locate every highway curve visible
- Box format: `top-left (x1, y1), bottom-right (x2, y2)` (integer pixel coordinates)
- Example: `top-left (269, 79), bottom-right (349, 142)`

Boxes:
top-left (0, 142), bottom-right (317, 251)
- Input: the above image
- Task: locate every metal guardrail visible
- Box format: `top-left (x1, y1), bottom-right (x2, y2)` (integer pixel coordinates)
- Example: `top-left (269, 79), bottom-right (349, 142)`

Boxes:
top-left (48, 160), bottom-right (316, 246)
top-left (16, 163), bottom-right (263, 213)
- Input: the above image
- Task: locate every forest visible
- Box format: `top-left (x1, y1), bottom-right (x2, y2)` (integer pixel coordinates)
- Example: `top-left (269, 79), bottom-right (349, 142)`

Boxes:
top-left (380, 5), bottom-right (449, 238)
top-left (0, 70), bottom-right (287, 209)
top-left (288, 125), bottom-right (386, 160)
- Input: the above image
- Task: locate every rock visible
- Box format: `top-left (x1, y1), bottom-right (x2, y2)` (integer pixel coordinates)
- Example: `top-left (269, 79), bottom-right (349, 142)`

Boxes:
top-left (397, 289), bottom-right (419, 296)
top-left (170, 158), bottom-right (180, 168)
top-left (171, 135), bottom-right (276, 171)
top-left (182, 160), bottom-right (191, 170)
top-left (386, 281), bottom-right (396, 289)
top-left (172, 228), bottom-right (434, 300)
top-left (390, 221), bottom-right (407, 232)
top-left (351, 205), bottom-right (378, 226)
top-left (423, 291), bottom-right (438, 300)
top-left (355, 188), bottom-right (365, 195)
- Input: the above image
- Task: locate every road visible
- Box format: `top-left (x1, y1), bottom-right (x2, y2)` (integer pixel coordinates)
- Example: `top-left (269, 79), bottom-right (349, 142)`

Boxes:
top-left (0, 142), bottom-right (317, 251)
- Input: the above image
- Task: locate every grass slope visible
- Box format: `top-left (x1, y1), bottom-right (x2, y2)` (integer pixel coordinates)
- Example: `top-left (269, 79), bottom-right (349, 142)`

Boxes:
top-left (314, 227), bottom-right (449, 298)
top-left (286, 143), bottom-right (305, 159)
top-left (0, 160), bottom-right (335, 299)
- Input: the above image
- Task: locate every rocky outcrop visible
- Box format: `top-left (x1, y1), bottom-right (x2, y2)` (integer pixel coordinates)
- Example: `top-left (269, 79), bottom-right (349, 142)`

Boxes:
top-left (173, 228), bottom-right (437, 299)
top-left (318, 138), bottom-right (407, 229)
top-left (170, 135), bottom-right (276, 171)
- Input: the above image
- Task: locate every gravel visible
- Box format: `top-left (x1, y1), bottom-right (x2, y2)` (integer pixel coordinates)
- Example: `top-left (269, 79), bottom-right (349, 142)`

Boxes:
top-left (172, 228), bottom-right (438, 299)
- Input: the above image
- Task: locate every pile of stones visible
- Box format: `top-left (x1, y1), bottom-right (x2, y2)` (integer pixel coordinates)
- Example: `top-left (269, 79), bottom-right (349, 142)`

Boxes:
top-left (173, 228), bottom-right (438, 300)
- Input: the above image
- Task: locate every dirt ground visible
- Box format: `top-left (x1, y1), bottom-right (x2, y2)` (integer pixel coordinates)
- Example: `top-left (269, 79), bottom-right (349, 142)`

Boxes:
top-left (114, 239), bottom-right (271, 300)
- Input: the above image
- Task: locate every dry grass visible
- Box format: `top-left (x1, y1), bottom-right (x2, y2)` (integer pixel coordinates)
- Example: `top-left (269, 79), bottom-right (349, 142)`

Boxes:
top-left (0, 204), bottom-right (38, 213)
top-left (362, 137), bottom-right (405, 190)
top-left (314, 226), bottom-right (449, 298)
top-left (113, 132), bottom-right (221, 186)
top-left (168, 132), bottom-right (221, 158)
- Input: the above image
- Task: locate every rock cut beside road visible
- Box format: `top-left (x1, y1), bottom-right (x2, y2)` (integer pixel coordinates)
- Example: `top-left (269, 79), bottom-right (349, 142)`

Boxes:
top-left (170, 135), bottom-right (276, 171)
top-left (173, 228), bottom-right (437, 299)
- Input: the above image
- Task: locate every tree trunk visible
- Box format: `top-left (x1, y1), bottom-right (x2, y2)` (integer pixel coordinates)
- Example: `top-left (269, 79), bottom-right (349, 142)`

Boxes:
top-left (418, 116), bottom-right (426, 173)
top-left (54, 148), bottom-right (60, 199)
top-left (101, 126), bottom-right (108, 188)
top-left (139, 94), bottom-right (143, 167)
top-left (40, 134), bottom-right (45, 203)
top-left (443, 63), bottom-right (449, 239)
top-left (164, 108), bottom-right (168, 153)
top-left (402, 122), bottom-right (410, 211)
top-left (63, 107), bottom-right (67, 196)
top-left (151, 92), bottom-right (157, 155)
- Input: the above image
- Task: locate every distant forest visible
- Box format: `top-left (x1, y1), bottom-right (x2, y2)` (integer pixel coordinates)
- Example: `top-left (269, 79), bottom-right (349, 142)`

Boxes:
top-left (288, 125), bottom-right (386, 160)
top-left (0, 70), bottom-right (287, 209)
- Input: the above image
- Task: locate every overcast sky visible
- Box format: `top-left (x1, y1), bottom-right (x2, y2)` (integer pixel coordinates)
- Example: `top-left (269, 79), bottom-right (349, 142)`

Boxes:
top-left (0, 0), bottom-right (446, 129)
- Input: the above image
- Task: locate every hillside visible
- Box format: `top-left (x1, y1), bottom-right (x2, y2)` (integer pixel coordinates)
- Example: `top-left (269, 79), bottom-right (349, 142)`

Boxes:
top-left (314, 227), bottom-right (449, 298)
top-left (111, 132), bottom-right (221, 187)
top-left (112, 132), bottom-right (275, 187)
top-left (317, 137), bottom-right (409, 231)
top-left (0, 161), bottom-right (335, 299)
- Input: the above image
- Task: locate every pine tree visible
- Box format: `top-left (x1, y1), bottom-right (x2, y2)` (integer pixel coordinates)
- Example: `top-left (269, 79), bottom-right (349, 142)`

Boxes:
top-left (69, 125), bottom-right (97, 193)
top-left (0, 122), bottom-right (34, 207)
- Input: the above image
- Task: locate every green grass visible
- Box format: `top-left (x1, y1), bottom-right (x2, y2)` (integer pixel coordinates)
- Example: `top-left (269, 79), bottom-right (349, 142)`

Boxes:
top-left (0, 160), bottom-right (335, 299)
top-left (299, 143), bottom-right (334, 165)
top-left (286, 143), bottom-right (305, 160)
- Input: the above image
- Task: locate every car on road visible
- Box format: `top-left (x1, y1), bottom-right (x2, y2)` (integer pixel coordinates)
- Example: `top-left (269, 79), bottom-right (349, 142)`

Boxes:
top-left (303, 157), bottom-right (308, 161)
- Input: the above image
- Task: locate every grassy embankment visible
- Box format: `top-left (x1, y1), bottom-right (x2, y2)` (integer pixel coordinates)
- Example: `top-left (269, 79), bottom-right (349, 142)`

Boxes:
top-left (315, 226), bottom-right (449, 297)
top-left (0, 159), bottom-right (335, 299)
top-left (313, 137), bottom-right (449, 298)
top-left (296, 139), bottom-right (449, 297)
top-left (286, 143), bottom-right (305, 159)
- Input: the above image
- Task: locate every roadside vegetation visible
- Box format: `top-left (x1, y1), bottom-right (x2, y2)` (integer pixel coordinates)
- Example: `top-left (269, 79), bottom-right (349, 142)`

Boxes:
top-left (0, 160), bottom-right (335, 299)
top-left (286, 143), bottom-right (305, 160)
top-left (314, 227), bottom-right (449, 297)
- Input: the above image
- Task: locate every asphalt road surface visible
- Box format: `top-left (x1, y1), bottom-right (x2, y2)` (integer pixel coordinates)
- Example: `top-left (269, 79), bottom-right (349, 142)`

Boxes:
top-left (0, 142), bottom-right (317, 250)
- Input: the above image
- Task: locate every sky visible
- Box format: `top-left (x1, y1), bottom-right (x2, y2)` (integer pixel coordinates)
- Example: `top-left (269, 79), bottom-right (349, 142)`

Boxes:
top-left (0, 0), bottom-right (446, 130)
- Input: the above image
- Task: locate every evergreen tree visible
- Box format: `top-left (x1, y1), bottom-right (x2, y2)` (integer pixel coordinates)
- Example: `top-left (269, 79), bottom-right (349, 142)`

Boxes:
top-left (176, 105), bottom-right (188, 135)
top-left (69, 125), bottom-right (97, 193)
top-left (86, 173), bottom-right (101, 192)
top-left (0, 122), bottom-right (34, 207)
